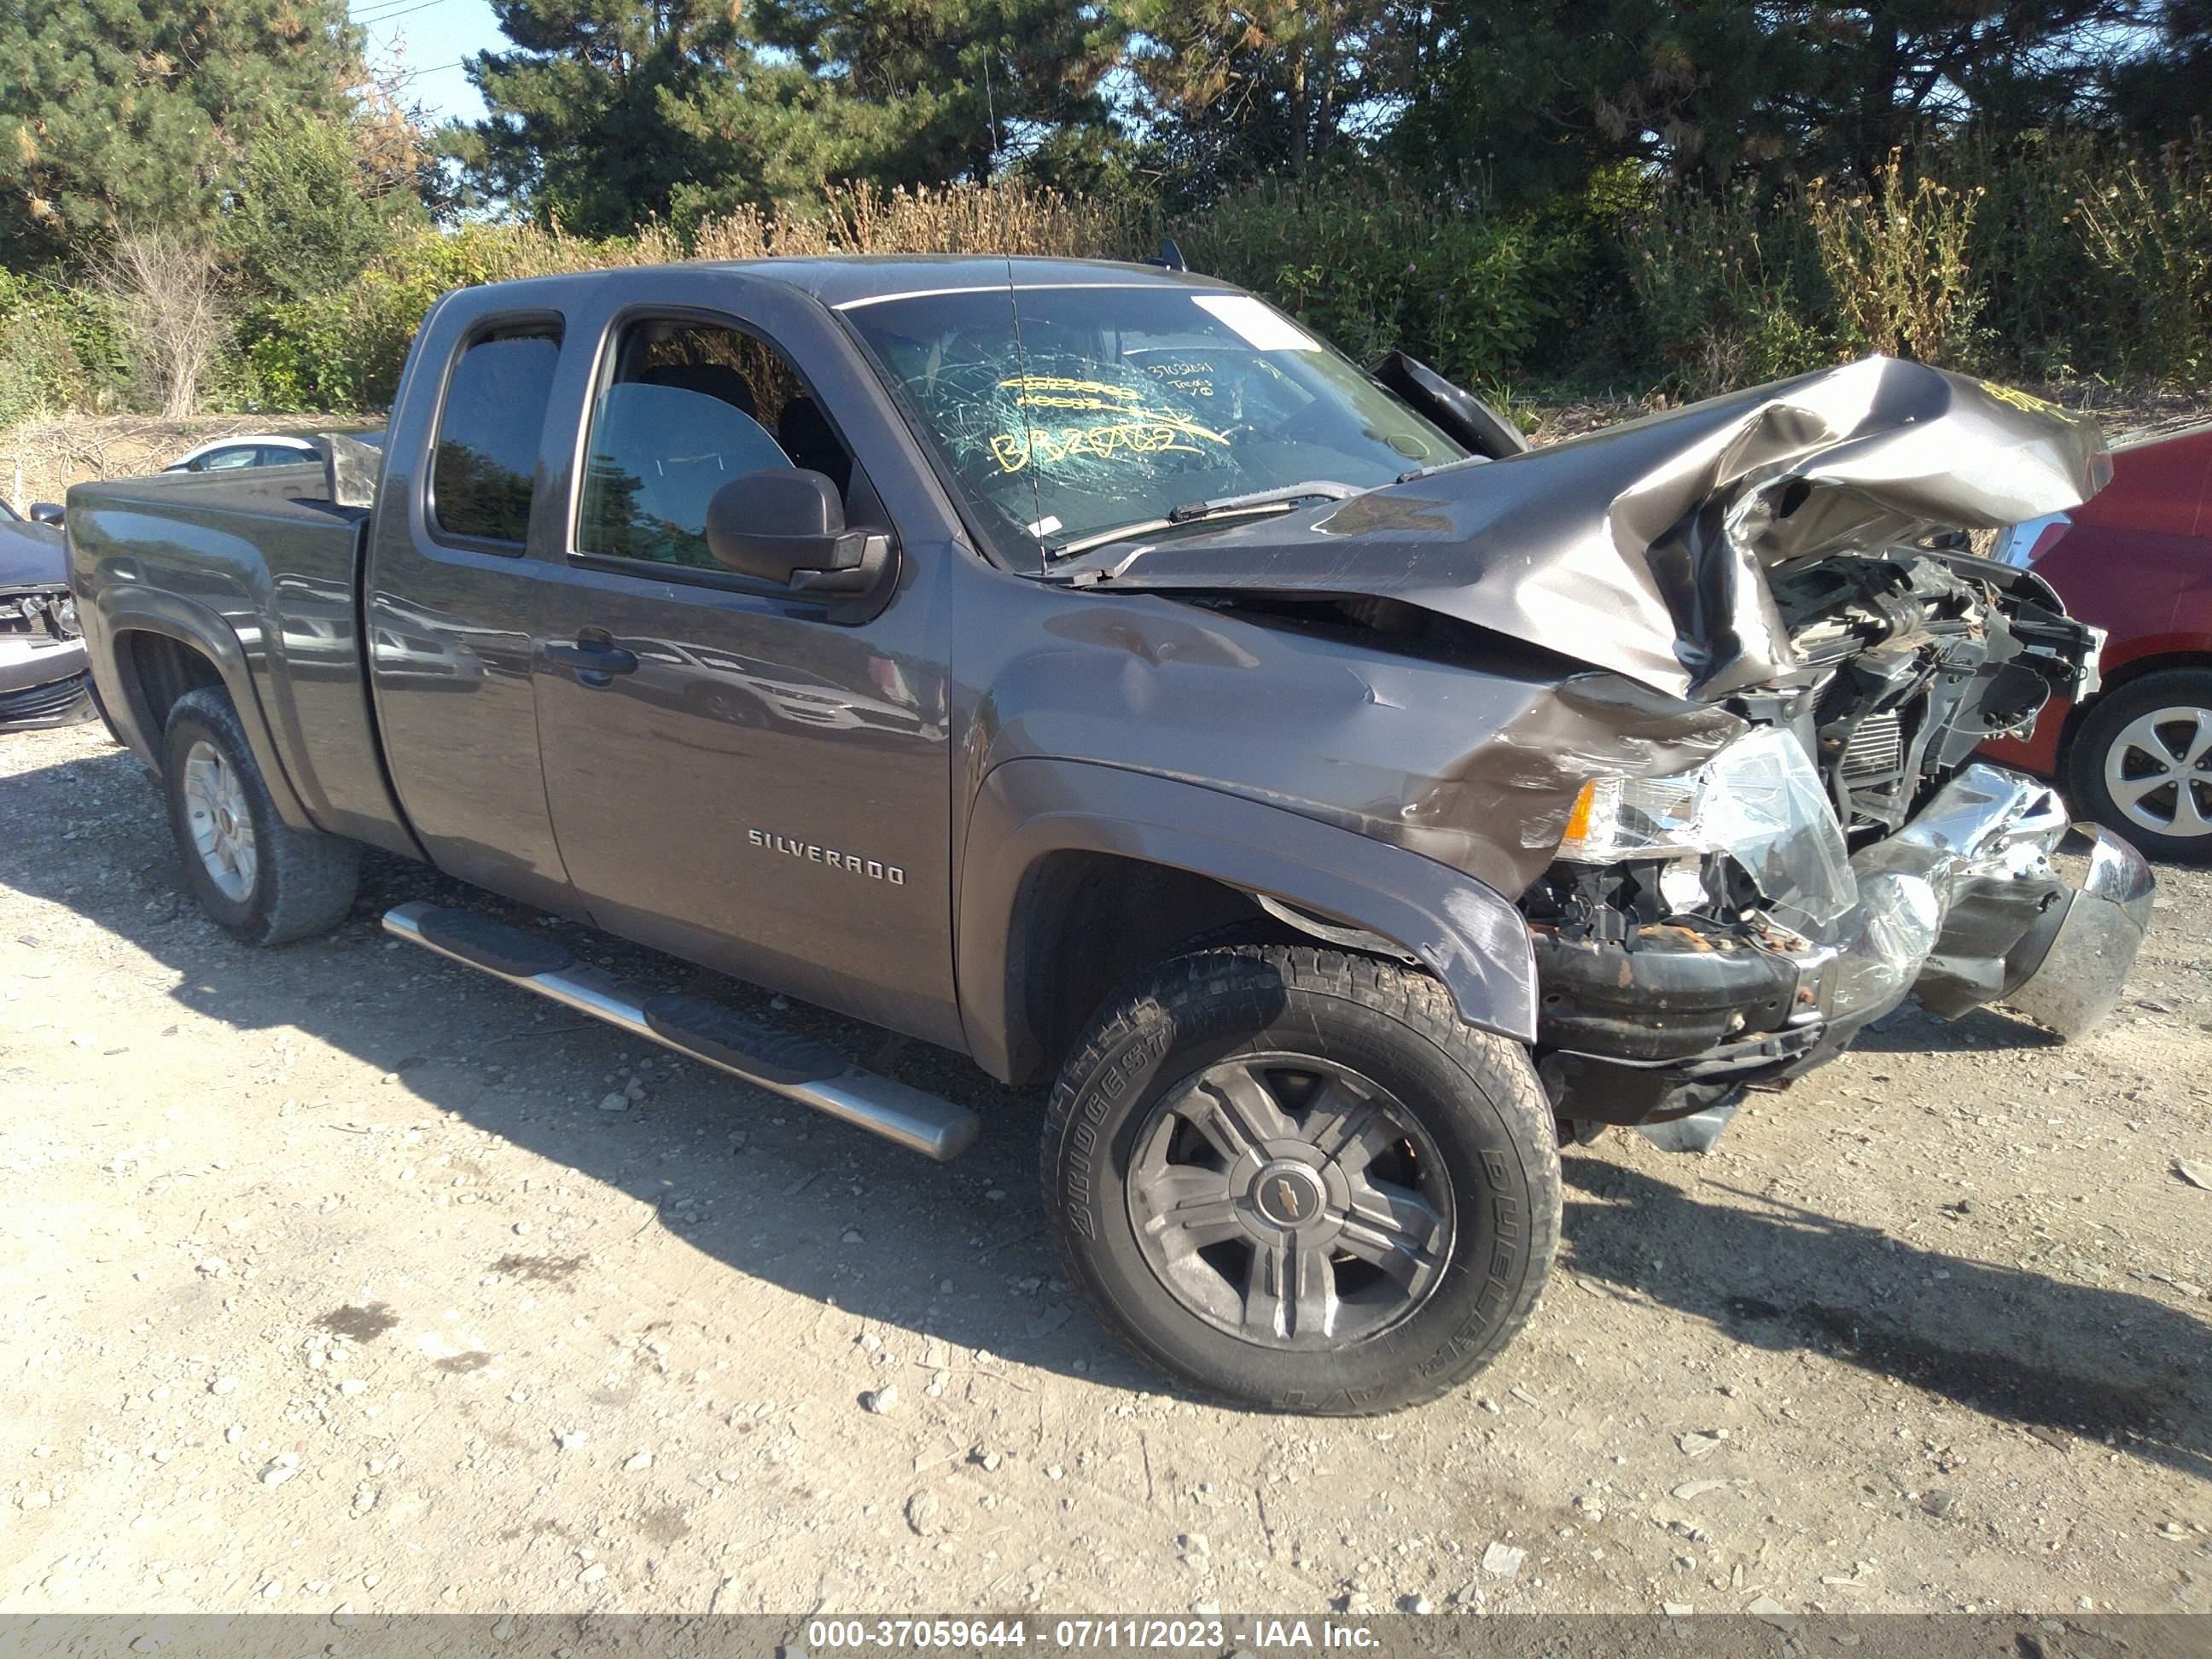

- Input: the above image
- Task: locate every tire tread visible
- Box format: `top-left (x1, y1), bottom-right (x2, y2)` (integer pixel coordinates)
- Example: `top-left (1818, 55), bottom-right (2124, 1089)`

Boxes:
top-left (163, 686), bottom-right (359, 946)
top-left (1042, 943), bottom-right (1560, 1415)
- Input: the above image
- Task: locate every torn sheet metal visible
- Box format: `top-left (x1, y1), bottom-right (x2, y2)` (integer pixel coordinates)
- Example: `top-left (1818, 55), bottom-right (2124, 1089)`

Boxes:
top-left (1077, 358), bottom-right (2110, 700)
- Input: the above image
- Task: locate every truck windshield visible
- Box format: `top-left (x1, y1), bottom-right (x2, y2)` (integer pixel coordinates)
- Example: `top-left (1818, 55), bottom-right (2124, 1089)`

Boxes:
top-left (841, 286), bottom-right (1465, 569)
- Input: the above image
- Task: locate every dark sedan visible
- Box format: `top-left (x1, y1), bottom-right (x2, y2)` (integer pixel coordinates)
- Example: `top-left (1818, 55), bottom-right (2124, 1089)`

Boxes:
top-left (0, 497), bottom-right (95, 729)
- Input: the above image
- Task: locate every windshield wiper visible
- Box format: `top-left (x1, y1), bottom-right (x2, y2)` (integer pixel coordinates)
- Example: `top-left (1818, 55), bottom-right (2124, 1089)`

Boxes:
top-left (1167, 479), bottom-right (1365, 521)
top-left (1049, 480), bottom-right (1363, 559)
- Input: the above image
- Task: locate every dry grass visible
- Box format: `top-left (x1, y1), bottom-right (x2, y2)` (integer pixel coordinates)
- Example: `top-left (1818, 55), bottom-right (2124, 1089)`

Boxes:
top-left (684, 181), bottom-right (1147, 263)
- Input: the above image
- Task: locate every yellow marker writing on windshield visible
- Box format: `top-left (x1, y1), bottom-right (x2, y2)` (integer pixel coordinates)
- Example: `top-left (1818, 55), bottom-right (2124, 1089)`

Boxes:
top-left (989, 412), bottom-right (1231, 474)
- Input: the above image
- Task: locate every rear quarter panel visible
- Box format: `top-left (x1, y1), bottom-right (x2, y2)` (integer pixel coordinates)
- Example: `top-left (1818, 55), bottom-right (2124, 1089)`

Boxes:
top-left (67, 466), bottom-right (417, 854)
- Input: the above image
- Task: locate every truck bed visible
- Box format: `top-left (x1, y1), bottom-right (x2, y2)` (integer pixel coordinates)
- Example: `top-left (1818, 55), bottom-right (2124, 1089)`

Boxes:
top-left (67, 463), bottom-right (415, 854)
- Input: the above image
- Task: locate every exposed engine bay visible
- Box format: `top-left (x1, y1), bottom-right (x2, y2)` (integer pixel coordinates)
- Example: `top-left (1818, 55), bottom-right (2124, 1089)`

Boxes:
top-left (1519, 544), bottom-right (2138, 1143)
top-left (1063, 358), bottom-right (2151, 1144)
top-left (1766, 549), bottom-right (2095, 838)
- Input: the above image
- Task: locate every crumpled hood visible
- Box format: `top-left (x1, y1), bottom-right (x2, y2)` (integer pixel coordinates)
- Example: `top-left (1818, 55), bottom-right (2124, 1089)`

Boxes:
top-left (0, 515), bottom-right (67, 592)
top-left (1082, 358), bottom-right (2110, 700)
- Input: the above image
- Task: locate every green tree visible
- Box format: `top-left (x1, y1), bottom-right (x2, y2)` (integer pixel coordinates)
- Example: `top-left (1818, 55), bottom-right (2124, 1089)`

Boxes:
top-left (749, 0), bottom-right (1123, 187)
top-left (452, 0), bottom-right (1123, 233)
top-left (0, 0), bottom-right (363, 267)
top-left (224, 113), bottom-right (415, 301)
top-left (2105, 0), bottom-right (2212, 145)
top-left (1385, 0), bottom-right (2154, 202)
top-left (446, 0), bottom-right (752, 235)
top-left (1119, 0), bottom-right (1400, 195)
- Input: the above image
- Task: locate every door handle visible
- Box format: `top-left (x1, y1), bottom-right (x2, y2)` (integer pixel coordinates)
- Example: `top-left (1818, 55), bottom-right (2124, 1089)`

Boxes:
top-left (545, 636), bottom-right (639, 686)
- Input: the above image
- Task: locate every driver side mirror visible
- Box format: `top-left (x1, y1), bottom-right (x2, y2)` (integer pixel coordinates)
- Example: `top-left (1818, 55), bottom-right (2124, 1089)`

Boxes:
top-left (28, 502), bottom-right (61, 526)
top-left (705, 470), bottom-right (892, 606)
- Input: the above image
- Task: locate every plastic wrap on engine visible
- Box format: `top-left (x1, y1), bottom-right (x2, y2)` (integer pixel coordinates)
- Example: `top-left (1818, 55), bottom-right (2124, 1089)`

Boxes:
top-left (1689, 727), bottom-right (1857, 934)
top-left (1826, 864), bottom-right (1943, 1016)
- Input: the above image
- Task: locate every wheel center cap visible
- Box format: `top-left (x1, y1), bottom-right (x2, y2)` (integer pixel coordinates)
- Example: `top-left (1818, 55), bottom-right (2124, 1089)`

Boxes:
top-left (1250, 1162), bottom-right (1325, 1229)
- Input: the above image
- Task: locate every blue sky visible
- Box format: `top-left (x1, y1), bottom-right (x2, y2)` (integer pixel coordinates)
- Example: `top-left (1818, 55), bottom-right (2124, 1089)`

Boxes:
top-left (350, 0), bottom-right (503, 127)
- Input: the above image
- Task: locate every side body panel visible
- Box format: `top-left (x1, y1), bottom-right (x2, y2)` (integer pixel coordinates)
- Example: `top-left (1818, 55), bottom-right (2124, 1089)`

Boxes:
top-left (521, 272), bottom-right (966, 1048)
top-left (362, 283), bottom-right (580, 913)
top-left (958, 756), bottom-right (1541, 1084)
top-left (66, 468), bottom-right (419, 855)
top-left (935, 557), bottom-right (1676, 1080)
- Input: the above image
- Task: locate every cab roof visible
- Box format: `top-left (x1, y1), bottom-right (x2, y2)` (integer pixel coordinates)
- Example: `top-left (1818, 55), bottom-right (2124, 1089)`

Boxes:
top-left (553, 255), bottom-right (1243, 312)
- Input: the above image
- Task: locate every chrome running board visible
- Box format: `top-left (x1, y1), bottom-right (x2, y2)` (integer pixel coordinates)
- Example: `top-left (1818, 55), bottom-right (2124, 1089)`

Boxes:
top-left (381, 900), bottom-right (980, 1161)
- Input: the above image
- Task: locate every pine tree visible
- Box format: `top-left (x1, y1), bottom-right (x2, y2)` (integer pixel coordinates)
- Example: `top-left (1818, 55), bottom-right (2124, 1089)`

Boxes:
top-left (1118, 0), bottom-right (1397, 194)
top-left (1383, 0), bottom-right (2154, 201)
top-left (0, 0), bottom-right (363, 267)
top-left (445, 0), bottom-right (754, 236)
top-left (451, 0), bottom-right (1124, 233)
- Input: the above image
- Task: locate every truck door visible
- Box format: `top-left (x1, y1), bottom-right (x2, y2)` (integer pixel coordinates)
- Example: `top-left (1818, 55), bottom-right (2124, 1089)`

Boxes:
top-left (526, 294), bottom-right (959, 1050)
top-left (364, 306), bottom-right (580, 914)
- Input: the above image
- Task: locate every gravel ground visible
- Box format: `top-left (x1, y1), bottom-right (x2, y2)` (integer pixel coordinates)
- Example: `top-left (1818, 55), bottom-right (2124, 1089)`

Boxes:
top-left (2, 719), bottom-right (2208, 1620)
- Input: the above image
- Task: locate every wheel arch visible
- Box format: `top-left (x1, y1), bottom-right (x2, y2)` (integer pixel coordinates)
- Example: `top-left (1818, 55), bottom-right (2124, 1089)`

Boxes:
top-left (100, 601), bottom-right (314, 831)
top-left (957, 758), bottom-right (1540, 1086)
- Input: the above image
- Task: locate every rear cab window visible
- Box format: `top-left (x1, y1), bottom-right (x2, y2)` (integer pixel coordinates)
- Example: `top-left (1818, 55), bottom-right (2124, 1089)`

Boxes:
top-left (431, 324), bottom-right (563, 549)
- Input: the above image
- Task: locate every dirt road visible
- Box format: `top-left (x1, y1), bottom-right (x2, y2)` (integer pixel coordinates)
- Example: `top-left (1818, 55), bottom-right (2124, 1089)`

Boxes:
top-left (3, 719), bottom-right (2207, 1620)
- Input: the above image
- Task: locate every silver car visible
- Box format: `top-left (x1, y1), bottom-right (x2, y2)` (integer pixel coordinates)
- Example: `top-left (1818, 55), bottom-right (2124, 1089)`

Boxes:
top-left (0, 497), bottom-right (94, 729)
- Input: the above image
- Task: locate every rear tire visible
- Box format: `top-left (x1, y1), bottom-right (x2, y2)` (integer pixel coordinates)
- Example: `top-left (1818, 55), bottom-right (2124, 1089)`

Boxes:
top-left (1043, 944), bottom-right (1559, 1414)
top-left (2064, 669), bottom-right (2212, 861)
top-left (160, 685), bottom-right (359, 945)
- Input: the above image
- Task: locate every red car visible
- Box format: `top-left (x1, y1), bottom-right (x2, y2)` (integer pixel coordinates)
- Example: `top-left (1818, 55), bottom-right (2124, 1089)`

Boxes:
top-left (1985, 420), bottom-right (2212, 859)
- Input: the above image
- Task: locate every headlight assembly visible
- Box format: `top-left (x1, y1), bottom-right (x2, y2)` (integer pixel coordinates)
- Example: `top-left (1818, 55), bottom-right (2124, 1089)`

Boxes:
top-left (1558, 726), bottom-right (1857, 932)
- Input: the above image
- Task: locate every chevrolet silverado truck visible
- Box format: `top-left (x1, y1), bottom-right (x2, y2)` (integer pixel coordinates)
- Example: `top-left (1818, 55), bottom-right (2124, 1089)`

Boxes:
top-left (67, 257), bottom-right (2152, 1413)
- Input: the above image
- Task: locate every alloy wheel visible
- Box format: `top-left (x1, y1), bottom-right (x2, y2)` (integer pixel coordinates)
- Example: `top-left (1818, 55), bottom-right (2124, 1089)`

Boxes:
top-left (2104, 704), bottom-right (2212, 841)
top-left (181, 739), bottom-right (258, 902)
top-left (1124, 1055), bottom-right (1454, 1350)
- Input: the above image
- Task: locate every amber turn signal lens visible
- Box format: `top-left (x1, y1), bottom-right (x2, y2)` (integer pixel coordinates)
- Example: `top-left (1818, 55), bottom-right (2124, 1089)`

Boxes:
top-left (1561, 780), bottom-right (1599, 848)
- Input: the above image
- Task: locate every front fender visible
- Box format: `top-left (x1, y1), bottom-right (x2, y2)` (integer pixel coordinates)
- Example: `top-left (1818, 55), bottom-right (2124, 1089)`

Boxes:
top-left (957, 757), bottom-right (1539, 1083)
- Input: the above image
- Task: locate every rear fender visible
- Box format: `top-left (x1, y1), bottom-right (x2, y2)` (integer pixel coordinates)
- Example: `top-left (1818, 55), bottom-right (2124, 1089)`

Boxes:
top-left (958, 757), bottom-right (1539, 1084)
top-left (95, 589), bottom-right (314, 831)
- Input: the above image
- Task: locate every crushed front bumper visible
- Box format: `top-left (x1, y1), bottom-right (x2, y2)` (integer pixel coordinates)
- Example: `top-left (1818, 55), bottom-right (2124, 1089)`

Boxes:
top-left (1536, 765), bottom-right (2154, 1132)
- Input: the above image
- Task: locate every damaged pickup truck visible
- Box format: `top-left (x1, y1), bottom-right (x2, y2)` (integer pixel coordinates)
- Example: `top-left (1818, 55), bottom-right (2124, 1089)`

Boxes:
top-left (67, 258), bottom-right (2151, 1412)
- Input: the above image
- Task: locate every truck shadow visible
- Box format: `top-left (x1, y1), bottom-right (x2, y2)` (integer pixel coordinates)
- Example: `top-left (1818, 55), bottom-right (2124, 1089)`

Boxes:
top-left (1558, 1156), bottom-right (2212, 1481)
top-left (0, 740), bottom-right (1151, 1396)
top-left (5, 738), bottom-right (2208, 1452)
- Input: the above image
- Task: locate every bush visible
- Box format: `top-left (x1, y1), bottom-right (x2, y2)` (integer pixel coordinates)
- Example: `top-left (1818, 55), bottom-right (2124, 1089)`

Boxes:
top-left (0, 271), bottom-right (125, 427)
top-left (232, 221), bottom-right (663, 410)
top-left (1807, 153), bottom-right (1983, 366)
top-left (1622, 181), bottom-right (1840, 397)
top-left (18, 141), bottom-right (2209, 424)
top-left (2064, 143), bottom-right (2212, 387)
top-left (1178, 175), bottom-right (1592, 387)
top-left (224, 114), bottom-right (405, 304)
top-left (96, 230), bottom-right (232, 420)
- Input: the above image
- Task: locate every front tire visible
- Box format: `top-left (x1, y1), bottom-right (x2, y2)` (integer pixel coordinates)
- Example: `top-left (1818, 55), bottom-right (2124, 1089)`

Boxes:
top-left (2065, 668), bottom-right (2212, 860)
top-left (160, 685), bottom-right (360, 945)
top-left (1043, 945), bottom-right (1560, 1414)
